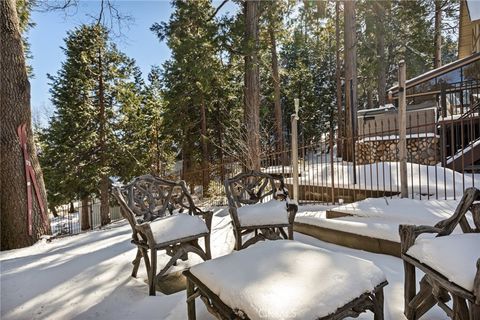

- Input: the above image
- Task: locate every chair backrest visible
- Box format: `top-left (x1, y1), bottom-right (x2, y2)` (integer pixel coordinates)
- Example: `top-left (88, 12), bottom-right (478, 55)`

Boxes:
top-left (435, 187), bottom-right (480, 235)
top-left (112, 174), bottom-right (201, 226)
top-left (224, 171), bottom-right (288, 208)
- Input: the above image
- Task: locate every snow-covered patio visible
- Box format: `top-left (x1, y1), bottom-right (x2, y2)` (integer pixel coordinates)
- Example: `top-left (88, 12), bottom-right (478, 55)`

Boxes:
top-left (1, 203), bottom-right (455, 320)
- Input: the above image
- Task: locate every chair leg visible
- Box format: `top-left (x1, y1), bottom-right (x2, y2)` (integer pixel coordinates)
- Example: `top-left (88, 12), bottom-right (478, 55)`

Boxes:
top-left (204, 234), bottom-right (211, 259)
top-left (469, 301), bottom-right (480, 320)
top-left (186, 277), bottom-right (196, 320)
top-left (404, 261), bottom-right (417, 319)
top-left (149, 248), bottom-right (157, 296)
top-left (452, 295), bottom-right (469, 320)
top-left (409, 276), bottom-right (437, 319)
top-left (288, 225), bottom-right (294, 240)
top-left (234, 227), bottom-right (242, 251)
top-left (373, 286), bottom-right (385, 320)
top-left (131, 248), bottom-right (142, 278)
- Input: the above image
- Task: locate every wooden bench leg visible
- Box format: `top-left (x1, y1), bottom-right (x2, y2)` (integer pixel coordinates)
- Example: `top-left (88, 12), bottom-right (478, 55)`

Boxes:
top-left (373, 286), bottom-right (385, 320)
top-left (149, 248), bottom-right (157, 296)
top-left (186, 278), bottom-right (196, 320)
top-left (132, 248), bottom-right (142, 278)
top-left (404, 261), bottom-right (417, 319)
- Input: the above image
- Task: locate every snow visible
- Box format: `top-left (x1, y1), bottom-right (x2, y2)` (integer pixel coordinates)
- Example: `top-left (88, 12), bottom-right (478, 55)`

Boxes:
top-left (286, 160), bottom-right (479, 199)
top-left (296, 197), bottom-right (466, 242)
top-left (324, 197), bottom-right (459, 220)
top-left (236, 199), bottom-right (288, 227)
top-left (407, 233), bottom-right (480, 292)
top-left (189, 240), bottom-right (386, 320)
top-left (149, 213), bottom-right (209, 244)
top-left (0, 201), bottom-right (455, 320)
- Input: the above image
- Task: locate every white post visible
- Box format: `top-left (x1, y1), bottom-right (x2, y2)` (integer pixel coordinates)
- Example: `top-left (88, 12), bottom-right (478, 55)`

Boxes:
top-left (398, 60), bottom-right (408, 198)
top-left (291, 98), bottom-right (300, 201)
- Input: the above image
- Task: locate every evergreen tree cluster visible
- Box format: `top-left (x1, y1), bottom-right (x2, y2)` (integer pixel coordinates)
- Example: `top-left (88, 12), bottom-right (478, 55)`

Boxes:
top-left (39, 0), bottom-right (460, 207)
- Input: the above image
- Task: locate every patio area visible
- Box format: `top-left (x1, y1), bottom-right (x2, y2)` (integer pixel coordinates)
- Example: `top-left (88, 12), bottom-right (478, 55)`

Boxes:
top-left (0, 200), bottom-right (454, 320)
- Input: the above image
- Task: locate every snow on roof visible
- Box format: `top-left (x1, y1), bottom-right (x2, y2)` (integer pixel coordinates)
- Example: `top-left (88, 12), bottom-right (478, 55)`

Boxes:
top-left (467, 0), bottom-right (480, 21)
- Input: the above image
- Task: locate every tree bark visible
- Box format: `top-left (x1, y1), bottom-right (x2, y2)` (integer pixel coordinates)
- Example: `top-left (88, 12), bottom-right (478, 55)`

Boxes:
top-left (97, 48), bottom-right (110, 226)
top-left (1, 0), bottom-right (50, 250)
top-left (335, 0), bottom-right (343, 156)
top-left (244, 0), bottom-right (261, 171)
top-left (200, 95), bottom-right (209, 195)
top-left (434, 0), bottom-right (442, 68)
top-left (343, 0), bottom-right (357, 161)
top-left (269, 23), bottom-right (284, 163)
top-left (375, 1), bottom-right (386, 107)
top-left (80, 196), bottom-right (90, 230)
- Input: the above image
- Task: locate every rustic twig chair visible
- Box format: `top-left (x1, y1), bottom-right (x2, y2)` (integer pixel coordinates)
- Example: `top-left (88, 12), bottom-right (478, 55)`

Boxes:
top-left (112, 174), bottom-right (213, 296)
top-left (224, 171), bottom-right (298, 250)
top-left (399, 187), bottom-right (480, 320)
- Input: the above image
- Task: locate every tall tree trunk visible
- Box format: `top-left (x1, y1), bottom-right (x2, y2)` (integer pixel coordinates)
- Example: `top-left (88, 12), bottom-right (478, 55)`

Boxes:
top-left (98, 48), bottom-right (110, 226)
top-left (200, 96), bottom-right (209, 195)
top-left (244, 0), bottom-right (261, 171)
top-left (1, 0), bottom-right (50, 250)
top-left (343, 0), bottom-right (357, 161)
top-left (375, 1), bottom-right (386, 107)
top-left (434, 0), bottom-right (442, 68)
top-left (269, 23), bottom-right (284, 162)
top-left (335, 0), bottom-right (343, 156)
top-left (81, 196), bottom-right (90, 231)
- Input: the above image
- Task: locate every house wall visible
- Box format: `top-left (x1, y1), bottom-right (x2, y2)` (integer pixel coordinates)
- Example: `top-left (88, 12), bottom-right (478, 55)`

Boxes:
top-left (459, 0), bottom-right (480, 59)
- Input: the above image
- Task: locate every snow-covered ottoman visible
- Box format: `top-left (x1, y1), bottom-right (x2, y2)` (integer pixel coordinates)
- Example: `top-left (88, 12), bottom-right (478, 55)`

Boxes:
top-left (183, 240), bottom-right (388, 320)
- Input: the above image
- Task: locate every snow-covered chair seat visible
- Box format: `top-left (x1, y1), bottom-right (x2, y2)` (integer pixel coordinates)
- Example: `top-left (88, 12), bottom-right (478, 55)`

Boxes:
top-left (184, 240), bottom-right (388, 320)
top-left (112, 174), bottom-right (212, 296)
top-left (399, 187), bottom-right (480, 320)
top-left (407, 233), bottom-right (480, 292)
top-left (225, 171), bottom-right (298, 250)
top-left (149, 213), bottom-right (209, 245)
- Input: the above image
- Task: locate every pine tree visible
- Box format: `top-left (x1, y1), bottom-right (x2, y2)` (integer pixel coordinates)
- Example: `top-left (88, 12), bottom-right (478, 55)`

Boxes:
top-left (152, 0), bottom-right (234, 192)
top-left (40, 24), bottom-right (141, 227)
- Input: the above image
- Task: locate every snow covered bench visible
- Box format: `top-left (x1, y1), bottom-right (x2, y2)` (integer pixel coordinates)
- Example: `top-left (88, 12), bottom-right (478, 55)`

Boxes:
top-left (112, 174), bottom-right (212, 296)
top-left (184, 240), bottom-right (388, 319)
top-left (224, 171), bottom-right (298, 250)
top-left (399, 187), bottom-right (480, 320)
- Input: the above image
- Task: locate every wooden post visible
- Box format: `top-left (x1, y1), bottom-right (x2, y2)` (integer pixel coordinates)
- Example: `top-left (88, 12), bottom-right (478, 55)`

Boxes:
top-left (398, 60), bottom-right (408, 198)
top-left (291, 99), bottom-right (300, 202)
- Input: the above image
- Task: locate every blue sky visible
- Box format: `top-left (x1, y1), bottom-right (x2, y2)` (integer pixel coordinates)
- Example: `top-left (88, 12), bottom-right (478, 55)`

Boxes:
top-left (28, 0), bottom-right (237, 126)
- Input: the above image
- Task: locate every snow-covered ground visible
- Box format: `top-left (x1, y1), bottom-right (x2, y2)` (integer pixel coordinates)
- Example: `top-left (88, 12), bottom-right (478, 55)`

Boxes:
top-left (1, 204), bottom-right (453, 320)
top-left (286, 160), bottom-right (479, 200)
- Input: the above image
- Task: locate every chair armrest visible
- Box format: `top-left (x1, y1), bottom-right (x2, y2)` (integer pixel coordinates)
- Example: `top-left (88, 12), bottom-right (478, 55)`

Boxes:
top-left (199, 210), bottom-right (213, 233)
top-left (135, 222), bottom-right (156, 247)
top-left (399, 224), bottom-right (443, 254)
